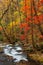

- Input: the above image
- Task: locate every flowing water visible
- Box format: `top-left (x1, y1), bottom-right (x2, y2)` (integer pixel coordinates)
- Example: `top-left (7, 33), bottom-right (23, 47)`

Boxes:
top-left (0, 44), bottom-right (41, 65)
top-left (3, 44), bottom-right (28, 62)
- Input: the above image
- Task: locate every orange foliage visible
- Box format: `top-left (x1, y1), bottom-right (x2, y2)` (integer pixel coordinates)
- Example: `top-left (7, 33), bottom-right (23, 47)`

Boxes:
top-left (0, 26), bottom-right (2, 31)
top-left (39, 35), bottom-right (43, 38)
top-left (33, 14), bottom-right (43, 24)
top-left (20, 23), bottom-right (28, 28)
top-left (39, 35), bottom-right (43, 41)
top-left (21, 0), bottom-right (30, 15)
top-left (40, 0), bottom-right (43, 4)
top-left (38, 14), bottom-right (43, 22)
top-left (25, 16), bottom-right (31, 22)
top-left (37, 0), bottom-right (43, 7)
top-left (21, 5), bottom-right (30, 12)
top-left (20, 22), bottom-right (30, 40)
top-left (20, 34), bottom-right (26, 40)
top-left (20, 23), bottom-right (30, 32)
top-left (20, 22), bottom-right (30, 41)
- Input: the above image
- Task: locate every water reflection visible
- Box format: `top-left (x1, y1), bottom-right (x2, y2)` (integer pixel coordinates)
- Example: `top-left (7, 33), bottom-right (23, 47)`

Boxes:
top-left (4, 44), bottom-right (28, 62)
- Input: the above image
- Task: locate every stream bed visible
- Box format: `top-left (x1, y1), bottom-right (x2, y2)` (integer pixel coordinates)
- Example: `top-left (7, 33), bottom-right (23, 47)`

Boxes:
top-left (0, 43), bottom-right (42, 65)
top-left (3, 44), bottom-right (28, 62)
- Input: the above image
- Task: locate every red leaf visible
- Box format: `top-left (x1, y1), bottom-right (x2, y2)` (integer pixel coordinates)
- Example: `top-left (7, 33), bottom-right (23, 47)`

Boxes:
top-left (20, 34), bottom-right (26, 40)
